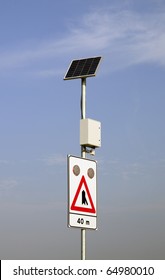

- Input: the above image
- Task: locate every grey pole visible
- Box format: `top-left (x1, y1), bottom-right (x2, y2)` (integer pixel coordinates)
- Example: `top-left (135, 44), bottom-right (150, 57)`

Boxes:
top-left (64, 56), bottom-right (102, 261)
top-left (81, 77), bottom-right (86, 260)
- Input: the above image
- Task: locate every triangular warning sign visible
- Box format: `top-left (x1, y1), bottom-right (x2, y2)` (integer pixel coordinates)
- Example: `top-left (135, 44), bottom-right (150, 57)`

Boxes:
top-left (71, 175), bottom-right (96, 213)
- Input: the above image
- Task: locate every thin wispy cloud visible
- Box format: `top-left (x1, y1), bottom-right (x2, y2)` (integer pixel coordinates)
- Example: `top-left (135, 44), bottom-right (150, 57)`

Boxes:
top-left (0, 6), bottom-right (165, 75)
top-left (40, 154), bottom-right (66, 166)
top-left (0, 179), bottom-right (18, 191)
top-left (0, 160), bottom-right (10, 165)
top-left (100, 158), bottom-right (146, 179)
top-left (99, 156), bottom-right (165, 182)
top-left (101, 200), bottom-right (165, 215)
top-left (34, 68), bottom-right (64, 78)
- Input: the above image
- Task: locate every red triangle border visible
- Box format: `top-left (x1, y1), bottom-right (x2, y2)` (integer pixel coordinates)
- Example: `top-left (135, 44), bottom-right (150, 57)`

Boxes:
top-left (71, 175), bottom-right (96, 213)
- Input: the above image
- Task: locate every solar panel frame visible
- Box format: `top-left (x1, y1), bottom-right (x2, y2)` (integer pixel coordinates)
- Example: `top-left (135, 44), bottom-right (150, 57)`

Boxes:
top-left (64, 56), bottom-right (102, 80)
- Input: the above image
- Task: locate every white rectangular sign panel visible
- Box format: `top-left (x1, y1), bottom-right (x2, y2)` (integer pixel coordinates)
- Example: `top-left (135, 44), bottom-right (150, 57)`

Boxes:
top-left (68, 155), bottom-right (97, 230)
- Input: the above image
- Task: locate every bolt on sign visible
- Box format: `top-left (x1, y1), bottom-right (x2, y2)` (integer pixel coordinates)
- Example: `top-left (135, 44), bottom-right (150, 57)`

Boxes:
top-left (67, 155), bottom-right (97, 230)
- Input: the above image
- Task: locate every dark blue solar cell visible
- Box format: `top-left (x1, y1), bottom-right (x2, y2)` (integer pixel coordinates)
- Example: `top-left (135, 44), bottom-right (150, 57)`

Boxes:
top-left (64, 56), bottom-right (101, 80)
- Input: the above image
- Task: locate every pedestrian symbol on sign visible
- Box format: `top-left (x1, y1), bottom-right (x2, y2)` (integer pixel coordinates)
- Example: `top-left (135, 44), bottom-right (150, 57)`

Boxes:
top-left (82, 190), bottom-right (88, 205)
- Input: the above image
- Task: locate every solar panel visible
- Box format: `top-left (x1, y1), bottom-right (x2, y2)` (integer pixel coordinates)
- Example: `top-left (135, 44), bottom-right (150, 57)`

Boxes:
top-left (64, 56), bottom-right (102, 80)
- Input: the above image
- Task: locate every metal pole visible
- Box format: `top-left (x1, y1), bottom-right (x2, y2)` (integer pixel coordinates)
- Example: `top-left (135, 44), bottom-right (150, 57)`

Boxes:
top-left (81, 78), bottom-right (86, 260)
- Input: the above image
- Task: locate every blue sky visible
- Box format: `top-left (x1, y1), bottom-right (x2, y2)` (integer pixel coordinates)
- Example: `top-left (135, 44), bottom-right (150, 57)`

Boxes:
top-left (0, 0), bottom-right (165, 259)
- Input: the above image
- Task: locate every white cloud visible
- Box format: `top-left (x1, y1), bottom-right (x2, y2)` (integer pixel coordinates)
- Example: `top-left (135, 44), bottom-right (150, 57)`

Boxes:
top-left (33, 68), bottom-right (64, 78)
top-left (0, 6), bottom-right (165, 74)
top-left (40, 154), bottom-right (66, 166)
top-left (0, 179), bottom-right (18, 191)
top-left (0, 159), bottom-right (15, 165)
top-left (0, 160), bottom-right (10, 165)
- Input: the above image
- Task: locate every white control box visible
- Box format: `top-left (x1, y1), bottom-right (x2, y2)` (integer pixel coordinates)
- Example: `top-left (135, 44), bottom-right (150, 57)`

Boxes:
top-left (80, 118), bottom-right (101, 148)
